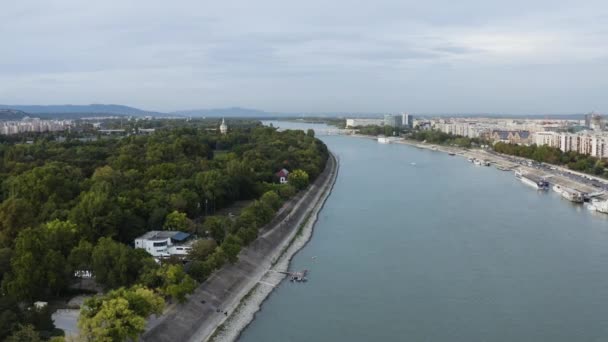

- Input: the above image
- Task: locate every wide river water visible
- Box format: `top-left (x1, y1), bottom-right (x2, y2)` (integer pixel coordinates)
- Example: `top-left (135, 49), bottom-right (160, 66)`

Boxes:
top-left (239, 121), bottom-right (608, 342)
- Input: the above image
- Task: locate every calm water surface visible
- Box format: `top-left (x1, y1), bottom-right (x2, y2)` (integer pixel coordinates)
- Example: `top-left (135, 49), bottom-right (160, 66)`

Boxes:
top-left (239, 121), bottom-right (608, 342)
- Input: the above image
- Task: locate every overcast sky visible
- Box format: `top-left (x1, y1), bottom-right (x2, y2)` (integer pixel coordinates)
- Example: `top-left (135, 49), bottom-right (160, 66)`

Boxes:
top-left (1, 0), bottom-right (608, 114)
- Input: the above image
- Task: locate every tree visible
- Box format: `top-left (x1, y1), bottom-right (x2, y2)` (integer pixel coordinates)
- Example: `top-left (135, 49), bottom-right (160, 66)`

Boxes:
top-left (260, 191), bottom-right (282, 211)
top-left (306, 129), bottom-right (315, 138)
top-left (0, 247), bottom-right (12, 283)
top-left (236, 226), bottom-right (258, 245)
top-left (187, 260), bottom-right (214, 282)
top-left (79, 286), bottom-right (164, 342)
top-left (69, 184), bottom-right (120, 241)
top-left (289, 169), bottom-right (309, 190)
top-left (158, 265), bottom-right (196, 303)
top-left (5, 324), bottom-right (41, 342)
top-left (202, 216), bottom-right (231, 243)
top-left (277, 184), bottom-right (296, 199)
top-left (68, 240), bottom-right (94, 276)
top-left (221, 235), bottom-right (243, 263)
top-left (195, 170), bottom-right (227, 213)
top-left (45, 249), bottom-right (70, 296)
top-left (188, 239), bottom-right (217, 261)
top-left (5, 228), bottom-right (51, 300)
top-left (7, 162), bottom-right (82, 220)
top-left (0, 198), bottom-right (36, 247)
top-left (0, 296), bottom-right (20, 340)
top-left (82, 297), bottom-right (144, 342)
top-left (163, 211), bottom-right (191, 232)
top-left (43, 219), bottom-right (78, 256)
top-left (91, 238), bottom-right (152, 289)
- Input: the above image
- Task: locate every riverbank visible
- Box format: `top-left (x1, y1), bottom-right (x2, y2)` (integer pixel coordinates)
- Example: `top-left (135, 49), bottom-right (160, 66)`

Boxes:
top-left (142, 153), bottom-right (338, 342)
top-left (351, 133), bottom-right (604, 198)
top-left (209, 154), bottom-right (339, 342)
top-left (395, 138), bottom-right (603, 195)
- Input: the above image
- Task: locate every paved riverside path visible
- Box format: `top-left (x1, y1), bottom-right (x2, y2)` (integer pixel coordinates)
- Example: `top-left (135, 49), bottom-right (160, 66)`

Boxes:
top-left (142, 154), bottom-right (337, 342)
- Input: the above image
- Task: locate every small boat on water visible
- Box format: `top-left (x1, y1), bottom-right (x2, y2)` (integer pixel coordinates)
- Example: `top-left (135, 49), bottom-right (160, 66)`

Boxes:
top-left (377, 136), bottom-right (390, 144)
top-left (473, 159), bottom-right (483, 166)
top-left (588, 199), bottom-right (608, 214)
top-left (553, 185), bottom-right (584, 203)
top-left (483, 160), bottom-right (491, 166)
top-left (468, 158), bottom-right (474, 163)
top-left (448, 152), bottom-right (456, 156)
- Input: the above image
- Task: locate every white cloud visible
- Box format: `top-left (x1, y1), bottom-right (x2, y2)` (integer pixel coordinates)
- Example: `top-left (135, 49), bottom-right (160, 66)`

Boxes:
top-left (1, 0), bottom-right (608, 113)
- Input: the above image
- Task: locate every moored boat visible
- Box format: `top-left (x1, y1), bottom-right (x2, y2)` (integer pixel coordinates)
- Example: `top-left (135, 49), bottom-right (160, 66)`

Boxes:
top-left (553, 185), bottom-right (584, 203)
top-left (588, 199), bottom-right (608, 213)
top-left (377, 136), bottom-right (390, 144)
top-left (515, 171), bottom-right (549, 190)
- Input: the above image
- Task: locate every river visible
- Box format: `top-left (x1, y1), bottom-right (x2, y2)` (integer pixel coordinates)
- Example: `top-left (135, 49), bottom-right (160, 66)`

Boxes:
top-left (239, 121), bottom-right (608, 342)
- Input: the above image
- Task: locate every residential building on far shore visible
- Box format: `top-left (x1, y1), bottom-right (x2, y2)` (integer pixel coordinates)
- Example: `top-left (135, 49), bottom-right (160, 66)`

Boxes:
top-left (425, 114), bottom-right (608, 158)
top-left (0, 117), bottom-right (72, 135)
top-left (402, 113), bottom-right (414, 128)
top-left (384, 114), bottom-right (402, 127)
top-left (490, 130), bottom-right (531, 144)
top-left (529, 131), bottom-right (608, 158)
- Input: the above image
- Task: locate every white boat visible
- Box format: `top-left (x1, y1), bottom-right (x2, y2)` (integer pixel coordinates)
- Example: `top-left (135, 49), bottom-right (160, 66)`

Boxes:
top-left (468, 158), bottom-right (474, 163)
top-left (473, 159), bottom-right (482, 166)
top-left (483, 160), bottom-right (491, 167)
top-left (588, 199), bottom-right (608, 214)
top-left (377, 136), bottom-right (390, 144)
top-left (553, 185), bottom-right (584, 203)
top-left (515, 171), bottom-right (549, 190)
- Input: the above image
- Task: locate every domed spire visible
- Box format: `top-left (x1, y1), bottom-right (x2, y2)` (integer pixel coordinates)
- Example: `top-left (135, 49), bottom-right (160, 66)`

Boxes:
top-left (220, 118), bottom-right (228, 134)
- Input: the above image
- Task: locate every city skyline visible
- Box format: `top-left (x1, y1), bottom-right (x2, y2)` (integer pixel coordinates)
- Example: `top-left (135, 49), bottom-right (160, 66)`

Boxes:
top-left (2, 0), bottom-right (608, 114)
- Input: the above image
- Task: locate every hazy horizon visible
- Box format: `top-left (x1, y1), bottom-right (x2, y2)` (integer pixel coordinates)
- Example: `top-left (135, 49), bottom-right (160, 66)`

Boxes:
top-left (2, 1), bottom-right (607, 114)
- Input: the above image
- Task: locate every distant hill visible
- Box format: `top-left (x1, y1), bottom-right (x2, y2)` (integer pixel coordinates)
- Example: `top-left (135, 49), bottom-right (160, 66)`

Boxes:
top-left (171, 107), bottom-right (272, 117)
top-left (0, 109), bottom-right (30, 121)
top-left (0, 104), bottom-right (163, 119)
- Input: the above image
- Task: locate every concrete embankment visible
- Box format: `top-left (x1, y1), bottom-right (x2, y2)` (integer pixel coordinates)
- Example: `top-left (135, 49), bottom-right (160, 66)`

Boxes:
top-left (210, 153), bottom-right (339, 342)
top-left (142, 153), bottom-right (338, 342)
top-left (394, 139), bottom-right (600, 194)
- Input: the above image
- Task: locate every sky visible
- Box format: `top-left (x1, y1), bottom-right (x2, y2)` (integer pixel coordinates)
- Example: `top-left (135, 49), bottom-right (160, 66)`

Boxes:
top-left (1, 0), bottom-right (608, 114)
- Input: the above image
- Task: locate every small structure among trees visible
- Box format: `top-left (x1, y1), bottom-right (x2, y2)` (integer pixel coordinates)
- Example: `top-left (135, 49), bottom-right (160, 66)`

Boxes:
top-left (275, 168), bottom-right (289, 184)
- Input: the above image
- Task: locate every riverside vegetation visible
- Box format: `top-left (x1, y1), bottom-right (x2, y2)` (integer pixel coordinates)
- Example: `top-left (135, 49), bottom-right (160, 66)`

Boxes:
top-left (0, 119), bottom-right (328, 341)
top-left (409, 130), bottom-right (608, 178)
top-left (353, 125), bottom-right (606, 178)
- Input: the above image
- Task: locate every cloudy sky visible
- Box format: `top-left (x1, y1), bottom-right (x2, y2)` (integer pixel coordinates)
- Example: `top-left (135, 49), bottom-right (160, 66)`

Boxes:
top-left (1, 0), bottom-right (608, 114)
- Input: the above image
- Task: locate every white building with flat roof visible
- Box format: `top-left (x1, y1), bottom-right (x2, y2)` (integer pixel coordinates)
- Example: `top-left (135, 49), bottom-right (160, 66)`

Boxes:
top-left (134, 231), bottom-right (194, 258)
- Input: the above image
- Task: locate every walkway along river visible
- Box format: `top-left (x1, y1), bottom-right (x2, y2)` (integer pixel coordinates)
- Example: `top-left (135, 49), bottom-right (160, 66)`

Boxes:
top-left (142, 144), bottom-right (338, 342)
top-left (239, 122), bottom-right (608, 342)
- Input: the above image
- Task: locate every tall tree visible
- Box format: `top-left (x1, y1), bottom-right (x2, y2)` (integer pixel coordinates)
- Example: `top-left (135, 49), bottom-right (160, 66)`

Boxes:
top-left (79, 286), bottom-right (164, 342)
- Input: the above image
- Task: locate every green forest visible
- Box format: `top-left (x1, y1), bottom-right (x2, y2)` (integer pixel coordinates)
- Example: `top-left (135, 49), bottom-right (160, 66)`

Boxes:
top-left (409, 130), bottom-right (486, 148)
top-left (356, 125), bottom-right (402, 137)
top-left (0, 120), bottom-right (329, 341)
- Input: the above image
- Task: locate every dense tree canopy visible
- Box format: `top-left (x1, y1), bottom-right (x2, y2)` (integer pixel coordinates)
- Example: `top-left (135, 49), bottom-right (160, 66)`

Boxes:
top-left (0, 120), bottom-right (329, 339)
top-left (79, 286), bottom-right (164, 342)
